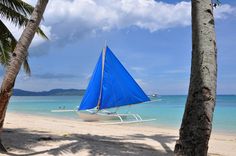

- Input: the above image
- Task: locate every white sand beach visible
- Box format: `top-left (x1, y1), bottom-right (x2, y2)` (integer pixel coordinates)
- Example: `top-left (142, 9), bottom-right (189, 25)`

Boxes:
top-left (1, 112), bottom-right (236, 156)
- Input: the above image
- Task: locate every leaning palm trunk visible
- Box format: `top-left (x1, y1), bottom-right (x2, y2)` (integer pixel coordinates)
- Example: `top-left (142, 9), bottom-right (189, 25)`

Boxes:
top-left (0, 0), bottom-right (48, 151)
top-left (174, 0), bottom-right (217, 155)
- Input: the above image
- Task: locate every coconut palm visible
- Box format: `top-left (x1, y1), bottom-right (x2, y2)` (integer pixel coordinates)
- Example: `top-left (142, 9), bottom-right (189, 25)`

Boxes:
top-left (174, 0), bottom-right (218, 155)
top-left (0, 0), bottom-right (48, 152)
top-left (0, 0), bottom-right (47, 75)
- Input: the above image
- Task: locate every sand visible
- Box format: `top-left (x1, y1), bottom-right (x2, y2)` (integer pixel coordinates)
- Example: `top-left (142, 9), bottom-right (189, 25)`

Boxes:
top-left (1, 112), bottom-right (236, 156)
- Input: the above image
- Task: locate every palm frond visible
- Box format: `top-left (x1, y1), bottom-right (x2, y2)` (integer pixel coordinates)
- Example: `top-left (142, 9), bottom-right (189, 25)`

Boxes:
top-left (0, 1), bottom-right (48, 39)
top-left (0, 3), bottom-right (28, 27)
top-left (0, 0), bottom-right (47, 74)
top-left (0, 20), bottom-right (31, 74)
top-left (0, 0), bottom-right (33, 17)
top-left (0, 20), bottom-right (15, 66)
top-left (36, 27), bottom-right (48, 39)
top-left (0, 4), bottom-right (48, 39)
top-left (0, 20), bottom-right (17, 50)
top-left (0, 32), bottom-right (11, 66)
top-left (23, 57), bottom-right (31, 75)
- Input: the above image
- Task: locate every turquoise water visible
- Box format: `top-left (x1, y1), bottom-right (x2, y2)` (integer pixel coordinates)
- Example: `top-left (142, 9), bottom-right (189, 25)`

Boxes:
top-left (8, 95), bottom-right (236, 134)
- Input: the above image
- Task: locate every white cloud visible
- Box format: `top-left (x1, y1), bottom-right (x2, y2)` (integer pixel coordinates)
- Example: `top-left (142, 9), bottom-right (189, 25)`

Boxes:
top-left (41, 0), bottom-right (235, 43)
top-left (3, 0), bottom-right (236, 48)
top-left (130, 67), bottom-right (145, 72)
top-left (22, 0), bottom-right (36, 5)
top-left (44, 0), bottom-right (191, 38)
top-left (214, 4), bottom-right (235, 19)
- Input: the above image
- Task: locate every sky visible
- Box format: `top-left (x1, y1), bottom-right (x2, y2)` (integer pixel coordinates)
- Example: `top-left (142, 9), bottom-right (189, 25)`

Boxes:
top-left (0, 0), bottom-right (236, 95)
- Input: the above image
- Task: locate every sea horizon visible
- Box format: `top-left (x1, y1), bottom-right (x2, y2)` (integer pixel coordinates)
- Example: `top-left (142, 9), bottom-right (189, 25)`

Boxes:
top-left (8, 95), bottom-right (236, 134)
top-left (12, 88), bottom-right (236, 97)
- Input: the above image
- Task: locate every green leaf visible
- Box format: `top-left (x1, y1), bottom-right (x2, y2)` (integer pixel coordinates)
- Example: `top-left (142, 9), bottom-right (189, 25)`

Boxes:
top-left (36, 27), bottom-right (49, 40)
top-left (0, 0), bottom-right (33, 17)
top-left (23, 57), bottom-right (31, 76)
top-left (0, 0), bottom-right (48, 74)
top-left (0, 3), bottom-right (28, 27)
top-left (0, 4), bottom-right (48, 39)
top-left (0, 20), bottom-right (31, 73)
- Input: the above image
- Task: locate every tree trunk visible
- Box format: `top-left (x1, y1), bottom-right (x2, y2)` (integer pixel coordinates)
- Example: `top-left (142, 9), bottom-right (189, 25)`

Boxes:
top-left (174, 0), bottom-right (217, 155)
top-left (0, 0), bottom-right (48, 152)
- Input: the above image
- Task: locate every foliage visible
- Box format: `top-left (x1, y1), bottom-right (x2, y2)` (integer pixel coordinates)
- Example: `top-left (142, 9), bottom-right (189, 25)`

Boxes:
top-left (0, 0), bottom-right (48, 75)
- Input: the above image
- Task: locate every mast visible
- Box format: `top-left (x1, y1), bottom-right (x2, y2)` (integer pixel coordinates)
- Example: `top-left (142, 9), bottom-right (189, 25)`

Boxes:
top-left (96, 44), bottom-right (106, 110)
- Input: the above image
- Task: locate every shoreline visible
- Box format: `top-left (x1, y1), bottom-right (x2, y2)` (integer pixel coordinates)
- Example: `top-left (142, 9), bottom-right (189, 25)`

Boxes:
top-left (2, 112), bottom-right (236, 156)
top-left (8, 110), bottom-right (236, 136)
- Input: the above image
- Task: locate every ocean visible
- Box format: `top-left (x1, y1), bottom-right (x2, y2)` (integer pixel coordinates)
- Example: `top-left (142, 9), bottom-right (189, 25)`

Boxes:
top-left (8, 95), bottom-right (236, 134)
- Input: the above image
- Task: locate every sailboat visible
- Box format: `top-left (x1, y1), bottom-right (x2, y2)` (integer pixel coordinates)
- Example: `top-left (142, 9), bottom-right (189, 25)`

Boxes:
top-left (77, 46), bottom-right (156, 124)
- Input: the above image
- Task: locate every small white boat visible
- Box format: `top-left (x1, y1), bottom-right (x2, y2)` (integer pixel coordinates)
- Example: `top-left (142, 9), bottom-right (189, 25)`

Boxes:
top-left (151, 94), bottom-right (158, 97)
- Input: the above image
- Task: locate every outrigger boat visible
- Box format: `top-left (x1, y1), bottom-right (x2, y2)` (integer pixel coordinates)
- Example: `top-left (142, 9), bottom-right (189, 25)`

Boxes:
top-left (52, 46), bottom-right (156, 124)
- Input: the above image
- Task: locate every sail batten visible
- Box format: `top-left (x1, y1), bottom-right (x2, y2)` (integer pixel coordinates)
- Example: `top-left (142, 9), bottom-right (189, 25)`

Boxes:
top-left (79, 46), bottom-right (150, 111)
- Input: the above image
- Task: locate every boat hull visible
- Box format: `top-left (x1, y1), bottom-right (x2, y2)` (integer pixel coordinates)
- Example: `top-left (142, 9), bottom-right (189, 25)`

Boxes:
top-left (78, 110), bottom-right (121, 122)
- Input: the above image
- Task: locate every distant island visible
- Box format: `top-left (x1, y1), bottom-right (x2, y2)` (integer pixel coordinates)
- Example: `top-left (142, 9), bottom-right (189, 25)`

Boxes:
top-left (13, 89), bottom-right (86, 96)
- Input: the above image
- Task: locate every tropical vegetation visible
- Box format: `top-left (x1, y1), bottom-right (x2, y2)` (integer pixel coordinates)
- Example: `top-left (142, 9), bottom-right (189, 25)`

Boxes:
top-left (0, 0), bottom-right (49, 152)
top-left (0, 0), bottom-right (47, 74)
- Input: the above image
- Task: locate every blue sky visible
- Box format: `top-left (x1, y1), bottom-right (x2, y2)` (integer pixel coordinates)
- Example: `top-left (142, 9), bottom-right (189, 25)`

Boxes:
top-left (1, 0), bottom-right (236, 95)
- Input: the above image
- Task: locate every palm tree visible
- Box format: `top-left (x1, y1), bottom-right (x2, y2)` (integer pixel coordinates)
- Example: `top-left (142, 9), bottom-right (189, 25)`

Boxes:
top-left (174, 0), bottom-right (217, 155)
top-left (0, 0), bottom-right (47, 74)
top-left (0, 0), bottom-right (48, 152)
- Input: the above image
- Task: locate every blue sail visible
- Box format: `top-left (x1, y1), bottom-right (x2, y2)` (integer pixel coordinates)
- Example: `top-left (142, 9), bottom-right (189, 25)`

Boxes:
top-left (99, 47), bottom-right (150, 109)
top-left (78, 53), bottom-right (103, 110)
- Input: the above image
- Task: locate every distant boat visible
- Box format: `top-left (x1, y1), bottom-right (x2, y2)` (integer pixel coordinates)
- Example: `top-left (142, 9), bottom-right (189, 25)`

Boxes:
top-left (151, 94), bottom-right (158, 98)
top-left (77, 46), bottom-right (155, 123)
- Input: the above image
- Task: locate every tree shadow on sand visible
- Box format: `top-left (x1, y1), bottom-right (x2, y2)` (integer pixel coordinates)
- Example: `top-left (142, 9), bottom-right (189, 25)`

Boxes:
top-left (2, 128), bottom-right (176, 156)
top-left (127, 134), bottom-right (177, 154)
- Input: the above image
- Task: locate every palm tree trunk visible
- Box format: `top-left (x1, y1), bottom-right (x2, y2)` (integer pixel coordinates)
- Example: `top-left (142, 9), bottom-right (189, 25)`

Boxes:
top-left (174, 0), bottom-right (217, 155)
top-left (0, 0), bottom-right (48, 152)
